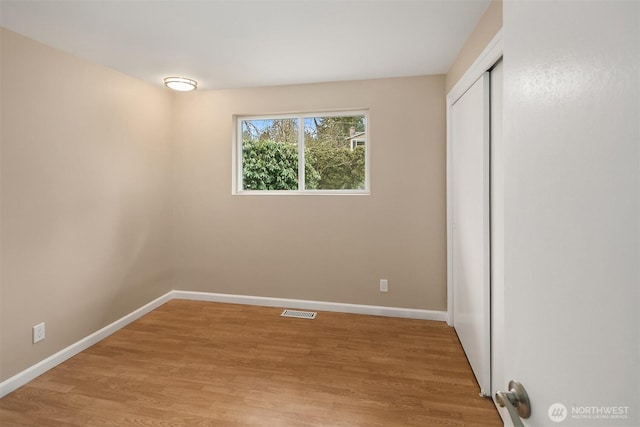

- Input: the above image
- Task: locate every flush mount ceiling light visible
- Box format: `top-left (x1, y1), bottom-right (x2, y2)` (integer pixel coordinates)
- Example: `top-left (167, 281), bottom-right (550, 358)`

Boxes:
top-left (164, 77), bottom-right (197, 91)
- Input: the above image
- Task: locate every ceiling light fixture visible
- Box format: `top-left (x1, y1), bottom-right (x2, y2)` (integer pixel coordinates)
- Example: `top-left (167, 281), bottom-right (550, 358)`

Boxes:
top-left (164, 77), bottom-right (197, 91)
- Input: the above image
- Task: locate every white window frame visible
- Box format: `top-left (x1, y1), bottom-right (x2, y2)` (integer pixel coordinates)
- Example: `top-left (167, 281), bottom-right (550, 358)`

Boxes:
top-left (233, 110), bottom-right (370, 195)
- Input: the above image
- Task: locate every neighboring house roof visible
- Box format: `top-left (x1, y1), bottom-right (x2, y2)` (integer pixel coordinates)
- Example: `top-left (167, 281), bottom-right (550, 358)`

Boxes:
top-left (345, 132), bottom-right (366, 141)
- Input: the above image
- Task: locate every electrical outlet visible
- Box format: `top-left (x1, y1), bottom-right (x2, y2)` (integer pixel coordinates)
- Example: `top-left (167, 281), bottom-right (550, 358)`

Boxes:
top-left (33, 322), bottom-right (45, 344)
top-left (380, 279), bottom-right (388, 292)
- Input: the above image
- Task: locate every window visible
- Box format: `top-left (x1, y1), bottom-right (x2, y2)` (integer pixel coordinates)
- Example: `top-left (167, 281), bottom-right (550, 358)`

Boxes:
top-left (235, 111), bottom-right (368, 194)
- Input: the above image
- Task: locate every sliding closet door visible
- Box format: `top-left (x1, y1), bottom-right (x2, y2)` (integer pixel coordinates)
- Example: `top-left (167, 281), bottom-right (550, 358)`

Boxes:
top-left (451, 72), bottom-right (491, 396)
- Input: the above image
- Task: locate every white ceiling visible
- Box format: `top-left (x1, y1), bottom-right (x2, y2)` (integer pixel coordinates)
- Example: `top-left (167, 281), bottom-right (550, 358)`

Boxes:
top-left (0, 0), bottom-right (491, 90)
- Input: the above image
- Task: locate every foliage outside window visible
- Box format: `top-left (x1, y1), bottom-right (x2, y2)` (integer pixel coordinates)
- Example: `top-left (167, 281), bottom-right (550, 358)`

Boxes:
top-left (236, 112), bottom-right (368, 194)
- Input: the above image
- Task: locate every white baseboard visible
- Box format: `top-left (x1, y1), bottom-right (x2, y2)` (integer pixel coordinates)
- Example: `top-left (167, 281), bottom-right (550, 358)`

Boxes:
top-left (0, 291), bottom-right (173, 398)
top-left (173, 290), bottom-right (447, 321)
top-left (0, 290), bottom-right (446, 398)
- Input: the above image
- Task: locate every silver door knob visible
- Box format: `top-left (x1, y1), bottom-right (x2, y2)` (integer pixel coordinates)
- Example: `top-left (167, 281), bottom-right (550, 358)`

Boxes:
top-left (495, 380), bottom-right (531, 427)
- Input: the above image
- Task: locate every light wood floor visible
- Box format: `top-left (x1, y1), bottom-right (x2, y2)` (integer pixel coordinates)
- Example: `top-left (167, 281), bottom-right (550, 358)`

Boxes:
top-left (0, 300), bottom-right (501, 426)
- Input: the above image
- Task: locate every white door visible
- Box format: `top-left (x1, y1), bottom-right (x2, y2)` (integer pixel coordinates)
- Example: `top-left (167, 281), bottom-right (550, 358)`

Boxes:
top-left (451, 72), bottom-right (491, 396)
top-left (499, 1), bottom-right (639, 426)
top-left (489, 59), bottom-right (505, 404)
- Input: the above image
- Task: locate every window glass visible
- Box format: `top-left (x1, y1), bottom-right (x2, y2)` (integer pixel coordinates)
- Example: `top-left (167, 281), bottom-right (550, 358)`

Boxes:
top-left (304, 115), bottom-right (366, 190)
top-left (241, 118), bottom-right (299, 190)
top-left (237, 112), bottom-right (368, 194)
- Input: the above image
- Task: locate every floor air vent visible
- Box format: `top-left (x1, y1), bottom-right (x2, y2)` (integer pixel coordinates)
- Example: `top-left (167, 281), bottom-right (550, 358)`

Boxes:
top-left (281, 309), bottom-right (317, 319)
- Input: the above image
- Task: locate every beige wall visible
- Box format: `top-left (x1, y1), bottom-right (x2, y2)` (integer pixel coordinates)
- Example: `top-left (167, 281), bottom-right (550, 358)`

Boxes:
top-left (0, 28), bottom-right (174, 381)
top-left (446, 0), bottom-right (502, 93)
top-left (172, 76), bottom-right (447, 311)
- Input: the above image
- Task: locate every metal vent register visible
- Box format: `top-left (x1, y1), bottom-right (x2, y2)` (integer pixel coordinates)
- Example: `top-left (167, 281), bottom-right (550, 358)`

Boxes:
top-left (280, 309), bottom-right (317, 319)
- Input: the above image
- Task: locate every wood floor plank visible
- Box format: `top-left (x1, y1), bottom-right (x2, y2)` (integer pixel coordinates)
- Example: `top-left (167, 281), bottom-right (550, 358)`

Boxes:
top-left (0, 300), bottom-right (501, 426)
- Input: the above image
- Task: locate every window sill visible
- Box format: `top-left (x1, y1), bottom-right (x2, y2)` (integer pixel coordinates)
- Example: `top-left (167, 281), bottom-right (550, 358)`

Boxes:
top-left (233, 190), bottom-right (370, 196)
